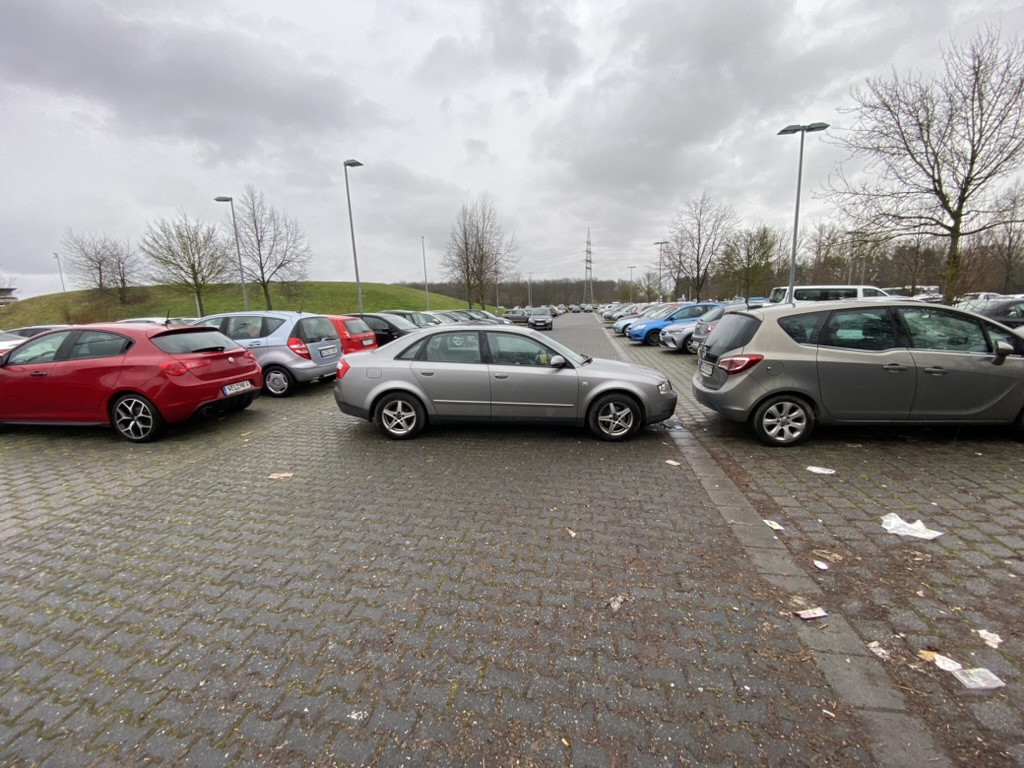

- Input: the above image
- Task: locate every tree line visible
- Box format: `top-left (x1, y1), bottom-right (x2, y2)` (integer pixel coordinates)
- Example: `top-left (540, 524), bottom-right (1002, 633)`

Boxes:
top-left (58, 185), bottom-right (311, 315)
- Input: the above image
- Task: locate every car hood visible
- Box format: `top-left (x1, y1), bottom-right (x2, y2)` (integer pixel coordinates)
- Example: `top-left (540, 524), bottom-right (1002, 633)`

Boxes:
top-left (581, 356), bottom-right (666, 382)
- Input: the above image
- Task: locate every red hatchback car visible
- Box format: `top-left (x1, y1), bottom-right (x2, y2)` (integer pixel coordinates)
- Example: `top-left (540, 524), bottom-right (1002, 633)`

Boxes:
top-left (0, 323), bottom-right (263, 442)
top-left (327, 315), bottom-right (378, 355)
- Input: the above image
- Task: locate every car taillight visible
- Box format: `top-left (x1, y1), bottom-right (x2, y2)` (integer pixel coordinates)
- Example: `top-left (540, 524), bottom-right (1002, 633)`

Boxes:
top-left (336, 358), bottom-right (350, 379)
top-left (718, 354), bottom-right (764, 375)
top-left (705, 321), bottom-right (718, 334)
top-left (160, 358), bottom-right (213, 376)
top-left (288, 337), bottom-right (311, 359)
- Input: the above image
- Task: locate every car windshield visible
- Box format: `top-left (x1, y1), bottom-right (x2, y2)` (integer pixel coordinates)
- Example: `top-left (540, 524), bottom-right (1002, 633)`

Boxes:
top-left (533, 334), bottom-right (587, 366)
top-left (378, 313), bottom-right (419, 330)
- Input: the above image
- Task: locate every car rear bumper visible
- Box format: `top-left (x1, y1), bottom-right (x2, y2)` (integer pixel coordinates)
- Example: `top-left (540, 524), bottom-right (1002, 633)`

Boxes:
top-left (288, 360), bottom-right (340, 383)
top-left (691, 373), bottom-right (754, 423)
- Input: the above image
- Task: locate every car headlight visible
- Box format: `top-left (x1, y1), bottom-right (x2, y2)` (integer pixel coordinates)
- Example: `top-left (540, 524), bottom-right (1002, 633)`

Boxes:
top-left (658, 380), bottom-right (673, 394)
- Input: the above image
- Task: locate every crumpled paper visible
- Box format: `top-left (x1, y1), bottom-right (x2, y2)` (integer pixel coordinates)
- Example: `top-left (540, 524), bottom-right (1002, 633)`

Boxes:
top-left (881, 512), bottom-right (943, 540)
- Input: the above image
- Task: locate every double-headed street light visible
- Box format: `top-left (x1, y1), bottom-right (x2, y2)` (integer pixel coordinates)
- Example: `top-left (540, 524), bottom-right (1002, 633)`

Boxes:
top-left (214, 196), bottom-right (249, 310)
top-left (654, 241), bottom-right (668, 301)
top-left (52, 252), bottom-right (66, 293)
top-left (777, 122), bottom-right (829, 303)
top-left (343, 159), bottom-right (364, 314)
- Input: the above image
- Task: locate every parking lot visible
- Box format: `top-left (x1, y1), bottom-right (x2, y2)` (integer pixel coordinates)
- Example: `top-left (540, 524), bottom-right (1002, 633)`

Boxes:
top-left (1, 312), bottom-right (1021, 766)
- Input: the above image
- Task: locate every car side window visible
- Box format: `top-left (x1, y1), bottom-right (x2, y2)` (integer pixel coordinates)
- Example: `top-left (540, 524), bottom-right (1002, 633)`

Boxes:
top-left (424, 332), bottom-right (482, 363)
top-left (487, 333), bottom-right (553, 366)
top-left (895, 307), bottom-right (989, 353)
top-left (819, 309), bottom-right (897, 351)
top-left (66, 331), bottom-right (130, 360)
top-left (363, 316), bottom-right (386, 332)
top-left (983, 320), bottom-right (1020, 352)
top-left (6, 331), bottom-right (74, 365)
top-left (224, 316), bottom-right (265, 340)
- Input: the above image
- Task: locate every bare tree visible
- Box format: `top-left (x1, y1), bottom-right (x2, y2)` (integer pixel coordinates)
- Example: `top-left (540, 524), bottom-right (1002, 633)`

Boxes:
top-left (231, 185), bottom-right (313, 310)
top-left (442, 195), bottom-right (518, 308)
top-left (59, 230), bottom-right (141, 303)
top-left (720, 226), bottom-right (784, 299)
top-left (988, 183), bottom-right (1024, 292)
top-left (138, 211), bottom-right (230, 316)
top-left (669, 193), bottom-right (738, 300)
top-left (829, 28), bottom-right (1024, 302)
top-left (806, 222), bottom-right (846, 283)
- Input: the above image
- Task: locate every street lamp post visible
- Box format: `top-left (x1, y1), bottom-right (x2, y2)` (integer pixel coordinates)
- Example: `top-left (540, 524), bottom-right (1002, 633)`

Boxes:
top-left (628, 266), bottom-right (636, 302)
top-left (421, 235), bottom-right (430, 310)
top-left (777, 122), bottom-right (829, 303)
top-left (654, 241), bottom-right (668, 301)
top-left (527, 273), bottom-right (533, 307)
top-left (213, 196), bottom-right (249, 310)
top-left (52, 252), bottom-right (66, 293)
top-left (343, 159), bottom-right (365, 314)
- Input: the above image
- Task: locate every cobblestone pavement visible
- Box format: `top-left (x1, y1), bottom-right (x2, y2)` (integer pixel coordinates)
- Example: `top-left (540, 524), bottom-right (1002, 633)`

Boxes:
top-left (615, 320), bottom-right (1023, 767)
top-left (0, 313), bottom-right (1018, 766)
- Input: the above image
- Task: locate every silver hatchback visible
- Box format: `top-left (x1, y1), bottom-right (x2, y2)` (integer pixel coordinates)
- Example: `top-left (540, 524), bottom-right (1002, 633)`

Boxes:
top-left (194, 311), bottom-right (341, 397)
top-left (335, 324), bottom-right (677, 441)
top-left (693, 300), bottom-right (1024, 445)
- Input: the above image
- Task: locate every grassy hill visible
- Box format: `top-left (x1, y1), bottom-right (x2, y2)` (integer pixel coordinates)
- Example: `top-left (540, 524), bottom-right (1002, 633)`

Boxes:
top-left (0, 282), bottom-right (479, 328)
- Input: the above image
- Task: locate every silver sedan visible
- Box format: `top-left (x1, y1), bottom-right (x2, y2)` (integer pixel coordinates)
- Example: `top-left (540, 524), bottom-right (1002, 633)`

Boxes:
top-left (334, 324), bottom-right (678, 441)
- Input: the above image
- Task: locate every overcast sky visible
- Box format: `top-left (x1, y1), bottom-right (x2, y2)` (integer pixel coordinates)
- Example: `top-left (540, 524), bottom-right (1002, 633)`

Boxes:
top-left (2, 0), bottom-right (1023, 300)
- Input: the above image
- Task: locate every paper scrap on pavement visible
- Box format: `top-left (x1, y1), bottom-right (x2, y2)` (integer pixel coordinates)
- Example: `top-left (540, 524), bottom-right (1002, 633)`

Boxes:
top-left (813, 560), bottom-right (829, 571)
top-left (268, 472), bottom-right (294, 480)
top-left (665, 459), bottom-right (681, 466)
top-left (952, 668), bottom-right (1005, 690)
top-left (978, 629), bottom-right (1002, 649)
top-left (933, 654), bottom-right (962, 672)
top-left (795, 607), bottom-right (828, 620)
top-left (764, 520), bottom-right (784, 531)
top-left (807, 466), bottom-right (836, 475)
top-left (881, 512), bottom-right (943, 540)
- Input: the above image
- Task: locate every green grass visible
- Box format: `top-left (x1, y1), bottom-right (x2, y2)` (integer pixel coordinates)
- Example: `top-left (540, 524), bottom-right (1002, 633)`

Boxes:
top-left (0, 282), bottom-right (480, 328)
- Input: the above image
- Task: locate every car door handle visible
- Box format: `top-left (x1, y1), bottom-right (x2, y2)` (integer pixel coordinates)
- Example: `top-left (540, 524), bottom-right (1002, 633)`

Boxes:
top-left (420, 370), bottom-right (435, 376)
top-left (924, 366), bottom-right (948, 376)
top-left (494, 373), bottom-right (509, 379)
top-left (30, 371), bottom-right (47, 377)
top-left (882, 363), bottom-right (908, 373)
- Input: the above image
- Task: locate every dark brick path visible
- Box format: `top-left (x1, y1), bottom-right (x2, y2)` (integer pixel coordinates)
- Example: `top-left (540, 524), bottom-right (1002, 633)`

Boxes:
top-left (0, 313), bottom-right (1018, 766)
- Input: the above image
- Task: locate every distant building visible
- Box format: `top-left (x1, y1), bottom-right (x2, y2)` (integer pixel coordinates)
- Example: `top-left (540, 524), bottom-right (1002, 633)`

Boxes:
top-left (0, 287), bottom-right (18, 306)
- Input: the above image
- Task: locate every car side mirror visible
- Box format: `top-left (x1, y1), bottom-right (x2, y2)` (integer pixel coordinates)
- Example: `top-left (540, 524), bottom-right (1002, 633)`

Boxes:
top-left (549, 355), bottom-right (566, 367)
top-left (993, 339), bottom-right (1013, 363)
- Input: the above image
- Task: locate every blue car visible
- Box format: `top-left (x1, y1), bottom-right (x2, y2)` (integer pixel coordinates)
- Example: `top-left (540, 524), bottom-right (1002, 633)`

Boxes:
top-left (626, 302), bottom-right (720, 346)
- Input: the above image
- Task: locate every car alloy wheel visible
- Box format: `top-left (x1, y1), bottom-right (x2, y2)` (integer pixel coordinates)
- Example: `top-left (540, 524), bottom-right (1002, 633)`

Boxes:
top-left (645, 330), bottom-right (661, 346)
top-left (263, 366), bottom-right (295, 397)
top-left (752, 394), bottom-right (814, 446)
top-left (684, 335), bottom-right (699, 354)
top-left (111, 393), bottom-right (164, 443)
top-left (375, 392), bottom-right (426, 439)
top-left (588, 393), bottom-right (641, 441)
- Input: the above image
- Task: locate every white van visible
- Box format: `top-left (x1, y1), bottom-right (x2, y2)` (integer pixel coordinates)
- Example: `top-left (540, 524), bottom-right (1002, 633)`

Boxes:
top-left (767, 285), bottom-right (890, 303)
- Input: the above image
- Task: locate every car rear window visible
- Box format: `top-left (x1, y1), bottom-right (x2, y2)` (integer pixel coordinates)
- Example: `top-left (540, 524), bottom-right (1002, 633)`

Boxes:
top-left (295, 316), bottom-right (338, 342)
top-left (702, 313), bottom-right (760, 357)
top-left (151, 329), bottom-right (241, 353)
top-left (343, 319), bottom-right (372, 334)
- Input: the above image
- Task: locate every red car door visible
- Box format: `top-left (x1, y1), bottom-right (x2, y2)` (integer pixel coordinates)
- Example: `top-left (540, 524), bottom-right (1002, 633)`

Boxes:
top-left (40, 331), bottom-right (130, 422)
top-left (0, 330), bottom-right (75, 421)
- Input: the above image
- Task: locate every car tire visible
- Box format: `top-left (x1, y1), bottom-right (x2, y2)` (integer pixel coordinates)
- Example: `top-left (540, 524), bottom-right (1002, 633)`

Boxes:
top-left (751, 394), bottom-right (814, 446)
top-left (587, 393), bottom-right (641, 441)
top-left (645, 329), bottom-right (661, 346)
top-left (684, 335), bottom-right (699, 354)
top-left (263, 366), bottom-right (295, 397)
top-left (111, 393), bottom-right (165, 443)
top-left (375, 391), bottom-right (426, 440)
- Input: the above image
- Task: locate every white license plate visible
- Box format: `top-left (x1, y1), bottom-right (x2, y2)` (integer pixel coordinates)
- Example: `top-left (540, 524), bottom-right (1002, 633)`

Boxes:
top-left (699, 361), bottom-right (714, 377)
top-left (223, 380), bottom-right (253, 396)
top-left (361, 338), bottom-right (374, 346)
top-left (318, 345), bottom-right (338, 357)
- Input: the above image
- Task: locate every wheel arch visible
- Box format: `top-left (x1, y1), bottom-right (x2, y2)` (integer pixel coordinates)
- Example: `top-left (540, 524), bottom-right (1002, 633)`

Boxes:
top-left (584, 385), bottom-right (647, 425)
top-left (368, 386), bottom-right (433, 424)
top-left (106, 389), bottom-right (165, 424)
